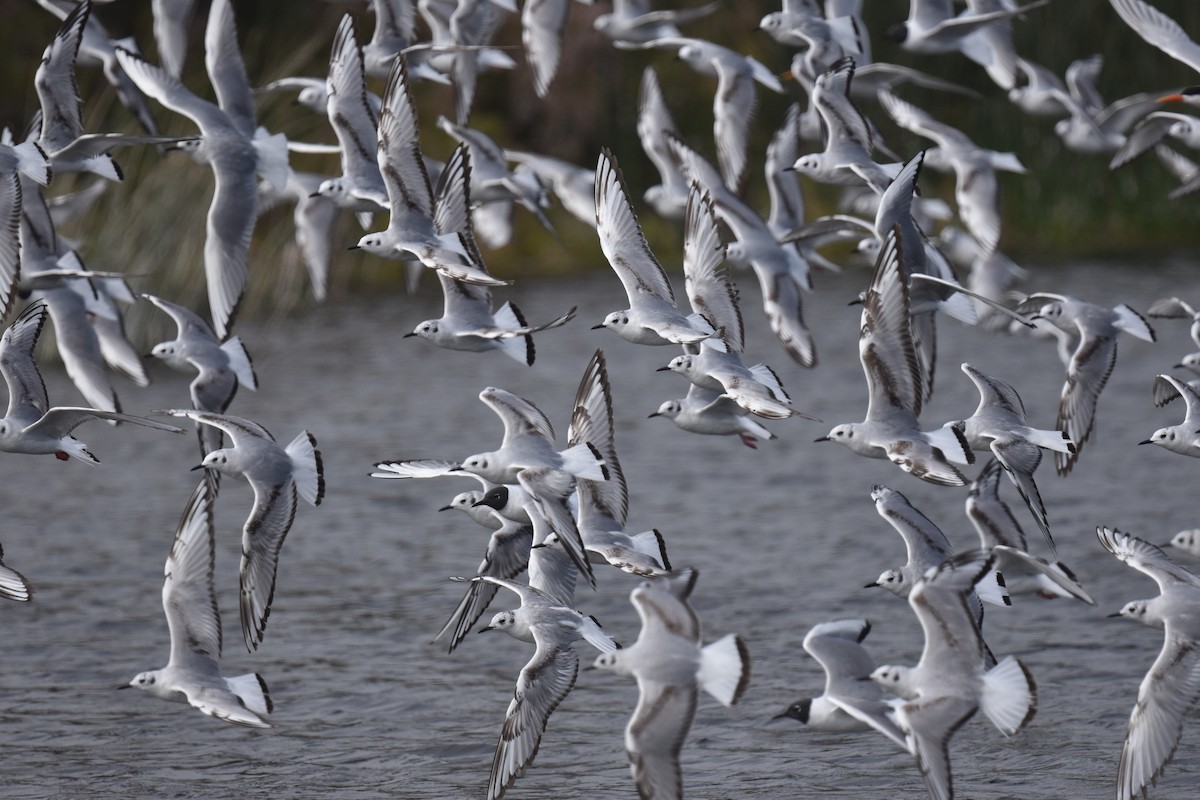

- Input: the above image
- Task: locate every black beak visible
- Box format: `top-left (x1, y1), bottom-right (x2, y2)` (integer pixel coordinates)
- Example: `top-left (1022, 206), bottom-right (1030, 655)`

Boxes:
top-left (813, 436), bottom-right (830, 443)
top-left (308, 191), bottom-right (321, 198)
top-left (347, 245), bottom-right (361, 251)
top-left (655, 366), bottom-right (671, 372)
top-left (403, 332), bottom-right (419, 338)
top-left (591, 323), bottom-right (606, 330)
top-left (1138, 440), bottom-right (1153, 445)
top-left (1107, 611), bottom-right (1124, 618)
top-left (648, 412), bottom-right (661, 418)
top-left (437, 504), bottom-right (453, 512)
top-left (190, 464), bottom-right (207, 471)
top-left (864, 581), bottom-right (880, 589)
top-left (116, 684), bottom-right (132, 690)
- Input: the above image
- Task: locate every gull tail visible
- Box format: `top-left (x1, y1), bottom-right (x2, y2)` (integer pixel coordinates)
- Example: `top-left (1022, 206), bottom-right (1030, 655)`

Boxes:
top-left (0, 558), bottom-right (32, 602)
top-left (631, 528), bottom-right (671, 572)
top-left (220, 336), bottom-right (258, 391)
top-left (286, 431), bottom-right (325, 507)
top-left (494, 301), bottom-right (534, 366)
top-left (1018, 426), bottom-right (1075, 454)
top-left (13, 141), bottom-right (51, 185)
top-left (748, 363), bottom-right (791, 404)
top-left (225, 672), bottom-right (273, 717)
top-left (60, 437), bottom-right (101, 466)
top-left (578, 615), bottom-right (619, 654)
top-left (558, 442), bottom-right (608, 481)
top-left (980, 656), bottom-right (1036, 735)
top-left (698, 633), bottom-right (751, 707)
top-left (252, 127), bottom-right (291, 192)
top-left (974, 569), bottom-right (1011, 607)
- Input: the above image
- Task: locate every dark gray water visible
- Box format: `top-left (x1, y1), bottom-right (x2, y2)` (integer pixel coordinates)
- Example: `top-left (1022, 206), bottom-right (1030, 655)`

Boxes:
top-left (0, 259), bottom-right (1197, 799)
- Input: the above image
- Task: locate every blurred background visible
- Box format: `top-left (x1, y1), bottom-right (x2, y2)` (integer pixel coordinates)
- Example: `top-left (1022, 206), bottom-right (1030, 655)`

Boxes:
top-left (2, 0), bottom-right (1198, 327)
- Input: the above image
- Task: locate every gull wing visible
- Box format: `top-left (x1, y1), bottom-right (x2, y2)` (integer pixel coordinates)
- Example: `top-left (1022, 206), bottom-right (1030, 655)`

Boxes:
top-left (626, 680), bottom-right (697, 800)
top-left (0, 302), bottom-right (50, 418)
top-left (861, 226), bottom-right (924, 421)
top-left (34, 0), bottom-right (89, 153)
top-left (1110, 0), bottom-right (1200, 74)
top-left (239, 477), bottom-right (299, 651)
top-left (204, 0), bottom-right (256, 137)
top-left (478, 386), bottom-right (555, 445)
top-left (594, 149), bottom-right (676, 306)
top-left (164, 477), bottom-right (223, 670)
top-left (377, 57), bottom-right (436, 227)
top-left (1097, 526), bottom-right (1200, 593)
top-left (683, 185), bottom-right (741, 351)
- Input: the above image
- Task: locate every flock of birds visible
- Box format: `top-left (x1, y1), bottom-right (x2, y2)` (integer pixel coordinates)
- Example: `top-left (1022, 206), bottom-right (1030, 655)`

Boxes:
top-left (4, 0), bottom-right (1200, 799)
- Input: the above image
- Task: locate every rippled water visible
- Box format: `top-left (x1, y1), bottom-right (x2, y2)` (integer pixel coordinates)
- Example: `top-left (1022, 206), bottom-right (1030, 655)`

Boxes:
top-left (1, 258), bottom-right (1198, 799)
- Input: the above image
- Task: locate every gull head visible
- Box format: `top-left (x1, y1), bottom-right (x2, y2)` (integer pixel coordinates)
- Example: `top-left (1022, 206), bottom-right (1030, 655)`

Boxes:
top-left (407, 320), bottom-right (438, 339)
top-left (460, 454), bottom-right (489, 475)
top-left (315, 178), bottom-right (346, 200)
top-left (758, 13), bottom-right (784, 34)
top-left (649, 399), bottom-right (682, 420)
top-left (483, 611), bottom-right (517, 634)
top-left (772, 699), bottom-right (812, 724)
top-left (724, 241), bottom-right (749, 267)
top-left (353, 232), bottom-right (390, 255)
top-left (199, 449), bottom-right (232, 474)
top-left (1177, 353), bottom-right (1200, 372)
top-left (1110, 600), bottom-right (1159, 628)
top-left (149, 342), bottom-right (177, 361)
top-left (595, 311), bottom-right (629, 331)
top-left (297, 85), bottom-right (326, 111)
top-left (472, 486), bottom-right (508, 510)
top-left (869, 568), bottom-right (908, 597)
top-left (170, 138), bottom-right (207, 164)
top-left (869, 664), bottom-right (913, 697)
top-left (819, 423), bottom-right (857, 447)
top-left (791, 154), bottom-right (821, 177)
top-left (592, 651), bottom-right (624, 674)
top-left (126, 670), bottom-right (174, 701)
top-left (1170, 529), bottom-right (1200, 551)
top-left (1140, 427), bottom-right (1175, 448)
top-left (663, 354), bottom-right (692, 374)
top-left (1170, 119), bottom-right (1194, 138)
top-left (1053, 118), bottom-right (1073, 139)
top-left (439, 491), bottom-right (481, 513)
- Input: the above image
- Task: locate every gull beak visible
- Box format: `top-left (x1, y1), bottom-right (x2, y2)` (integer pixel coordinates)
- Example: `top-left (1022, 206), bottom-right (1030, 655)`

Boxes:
top-left (190, 464), bottom-right (207, 471)
top-left (308, 191), bottom-right (322, 199)
top-left (1106, 611), bottom-right (1124, 618)
top-left (1138, 439), bottom-right (1153, 445)
top-left (447, 465), bottom-right (464, 472)
top-left (647, 412), bottom-right (661, 418)
top-left (1159, 93), bottom-right (1185, 103)
top-left (437, 504), bottom-right (453, 512)
top-left (813, 436), bottom-right (830, 443)
top-left (347, 245), bottom-right (361, 251)
top-left (530, 542), bottom-right (548, 549)
top-left (116, 683), bottom-right (132, 690)
top-left (478, 626), bottom-right (494, 634)
top-left (655, 366), bottom-right (672, 372)
top-left (847, 297), bottom-right (863, 306)
top-left (863, 581), bottom-right (880, 589)
top-left (470, 498), bottom-right (487, 508)
top-left (403, 332), bottom-right (419, 338)
top-left (591, 323), bottom-right (606, 330)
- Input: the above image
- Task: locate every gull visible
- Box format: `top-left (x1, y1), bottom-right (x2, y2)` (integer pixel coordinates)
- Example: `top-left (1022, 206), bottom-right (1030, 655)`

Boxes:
top-left (1016, 292), bottom-right (1156, 475)
top-left (878, 89), bottom-right (1026, 256)
top-left (33, 2), bottom-right (187, 181)
top-left (815, 226), bottom-right (973, 487)
top-left (772, 618), bottom-right (909, 750)
top-left (519, 0), bottom-right (580, 97)
top-left (142, 292), bottom-right (257, 457)
top-left (351, 58), bottom-right (508, 288)
top-left (459, 386), bottom-right (609, 487)
top-left (115, 0), bottom-right (290, 339)
top-left (370, 457), bottom-right (530, 528)
top-left (567, 349), bottom-right (671, 578)
top-left (314, 15), bottom-right (389, 216)
top-left (592, 149), bottom-right (714, 346)
top-left (0, 302), bottom-right (182, 463)
top-left (792, 57), bottom-right (898, 193)
top-left (964, 460), bottom-right (1095, 605)
top-left (1097, 525), bottom-right (1200, 800)
top-left (659, 187), bottom-right (808, 421)
top-left (668, 133), bottom-right (818, 366)
top-left (592, 568), bottom-right (750, 800)
top-left (886, 0), bottom-right (1046, 74)
top-left (649, 383), bottom-right (778, 449)
top-left (871, 550), bottom-right (1037, 800)
top-left (1141, 374), bottom-right (1200, 457)
top-left (125, 478), bottom-right (272, 728)
top-left (593, 0), bottom-right (719, 47)
top-left (1167, 529), bottom-right (1200, 559)
top-left (1007, 57), bottom-right (1071, 117)
top-left (637, 67), bottom-right (689, 219)
top-left (475, 574), bottom-right (618, 800)
top-left (945, 362), bottom-right (1074, 550)
top-left (865, 484), bottom-right (1007, 622)
top-left (405, 271), bottom-right (575, 365)
top-left (159, 409), bottom-right (324, 652)
top-left (1109, 0), bottom-right (1200, 75)
top-left (447, 0), bottom-right (516, 126)
top-left (631, 37), bottom-right (783, 192)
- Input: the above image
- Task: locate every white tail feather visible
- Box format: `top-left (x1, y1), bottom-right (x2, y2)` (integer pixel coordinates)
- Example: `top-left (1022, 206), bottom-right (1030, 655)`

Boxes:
top-left (493, 302), bottom-right (534, 365)
top-left (61, 437), bottom-right (100, 465)
top-left (974, 569), bottom-right (1011, 607)
top-left (1019, 426), bottom-right (1074, 453)
top-left (220, 336), bottom-right (258, 391)
top-left (1035, 561), bottom-right (1096, 605)
top-left (698, 633), bottom-right (750, 707)
top-left (225, 672), bottom-right (273, 717)
top-left (579, 616), bottom-right (618, 653)
top-left (748, 364), bottom-right (790, 402)
top-left (253, 127), bottom-right (291, 192)
top-left (630, 529), bottom-right (670, 570)
top-left (13, 141), bottom-right (50, 185)
top-left (924, 426), bottom-right (972, 465)
top-left (980, 656), bottom-right (1036, 735)
top-left (286, 430), bottom-right (324, 506)
top-left (558, 442), bottom-right (608, 481)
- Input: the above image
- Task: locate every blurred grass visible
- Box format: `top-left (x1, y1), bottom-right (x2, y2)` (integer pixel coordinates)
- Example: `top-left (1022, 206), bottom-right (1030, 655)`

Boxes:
top-left (2, 0), bottom-right (1199, 332)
